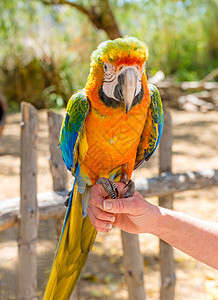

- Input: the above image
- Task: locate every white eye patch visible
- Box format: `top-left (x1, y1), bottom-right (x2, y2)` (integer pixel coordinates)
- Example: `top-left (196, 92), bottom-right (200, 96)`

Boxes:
top-left (102, 63), bottom-right (146, 102)
top-left (103, 63), bottom-right (116, 82)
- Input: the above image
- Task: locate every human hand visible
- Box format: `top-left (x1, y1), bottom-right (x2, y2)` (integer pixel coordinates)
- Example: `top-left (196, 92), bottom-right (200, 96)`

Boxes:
top-left (87, 182), bottom-right (159, 234)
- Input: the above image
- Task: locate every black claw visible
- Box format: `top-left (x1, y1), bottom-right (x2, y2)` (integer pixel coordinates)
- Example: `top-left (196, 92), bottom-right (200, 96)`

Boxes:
top-left (112, 182), bottom-right (119, 197)
top-left (123, 180), bottom-right (132, 189)
top-left (122, 180), bottom-right (135, 198)
top-left (110, 192), bottom-right (117, 199)
top-left (97, 177), bottom-right (118, 199)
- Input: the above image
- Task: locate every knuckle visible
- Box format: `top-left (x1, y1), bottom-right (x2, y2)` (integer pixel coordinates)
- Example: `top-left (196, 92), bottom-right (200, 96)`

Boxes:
top-left (117, 199), bottom-right (125, 211)
top-left (96, 210), bottom-right (103, 219)
top-left (93, 218), bottom-right (103, 228)
top-left (90, 195), bottom-right (98, 207)
top-left (97, 210), bottom-right (108, 220)
top-left (90, 185), bottom-right (95, 194)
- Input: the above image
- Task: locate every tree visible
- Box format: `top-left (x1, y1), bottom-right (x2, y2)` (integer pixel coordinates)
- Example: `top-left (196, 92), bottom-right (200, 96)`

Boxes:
top-left (42, 0), bottom-right (122, 39)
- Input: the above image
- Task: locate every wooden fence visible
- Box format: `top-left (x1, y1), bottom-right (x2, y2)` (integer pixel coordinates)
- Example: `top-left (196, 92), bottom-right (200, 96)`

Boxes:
top-left (0, 102), bottom-right (218, 300)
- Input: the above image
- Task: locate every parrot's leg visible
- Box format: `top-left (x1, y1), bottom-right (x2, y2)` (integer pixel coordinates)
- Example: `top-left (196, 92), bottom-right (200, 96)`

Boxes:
top-left (96, 177), bottom-right (119, 199)
top-left (120, 164), bottom-right (135, 198)
top-left (122, 179), bottom-right (135, 198)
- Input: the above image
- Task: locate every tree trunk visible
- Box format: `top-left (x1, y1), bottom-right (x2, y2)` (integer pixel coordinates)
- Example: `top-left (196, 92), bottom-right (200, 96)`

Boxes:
top-left (43, 0), bottom-right (122, 39)
top-left (88, 0), bottom-right (122, 39)
top-left (17, 102), bottom-right (39, 300)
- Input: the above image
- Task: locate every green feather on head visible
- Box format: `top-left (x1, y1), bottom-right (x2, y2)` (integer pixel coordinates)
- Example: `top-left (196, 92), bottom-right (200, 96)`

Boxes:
top-left (90, 36), bottom-right (149, 67)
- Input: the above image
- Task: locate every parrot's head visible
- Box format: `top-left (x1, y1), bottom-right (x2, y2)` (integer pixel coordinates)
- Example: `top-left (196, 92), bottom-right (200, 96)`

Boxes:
top-left (85, 37), bottom-right (149, 114)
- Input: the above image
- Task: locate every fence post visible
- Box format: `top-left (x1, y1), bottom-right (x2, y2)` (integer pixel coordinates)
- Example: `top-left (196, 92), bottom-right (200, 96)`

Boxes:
top-left (47, 110), bottom-right (68, 192)
top-left (121, 231), bottom-right (146, 300)
top-left (18, 102), bottom-right (39, 300)
top-left (159, 108), bottom-right (176, 300)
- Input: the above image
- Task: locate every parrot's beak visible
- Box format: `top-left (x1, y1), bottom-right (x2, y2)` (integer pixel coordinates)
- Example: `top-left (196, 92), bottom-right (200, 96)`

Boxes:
top-left (120, 68), bottom-right (137, 114)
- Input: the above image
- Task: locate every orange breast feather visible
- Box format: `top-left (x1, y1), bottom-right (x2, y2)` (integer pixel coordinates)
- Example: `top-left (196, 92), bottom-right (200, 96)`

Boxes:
top-left (79, 79), bottom-right (150, 184)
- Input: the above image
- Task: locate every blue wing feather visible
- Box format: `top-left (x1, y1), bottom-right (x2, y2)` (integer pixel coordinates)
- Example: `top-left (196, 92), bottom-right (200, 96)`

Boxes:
top-left (59, 90), bottom-right (90, 173)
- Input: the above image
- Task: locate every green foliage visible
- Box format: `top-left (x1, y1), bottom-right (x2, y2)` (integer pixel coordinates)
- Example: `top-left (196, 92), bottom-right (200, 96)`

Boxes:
top-left (0, 0), bottom-right (106, 110)
top-left (114, 0), bottom-right (218, 81)
top-left (0, 0), bottom-right (217, 110)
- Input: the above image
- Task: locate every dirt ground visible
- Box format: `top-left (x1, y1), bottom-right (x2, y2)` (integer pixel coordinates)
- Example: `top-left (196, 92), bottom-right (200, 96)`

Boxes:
top-left (0, 109), bottom-right (218, 300)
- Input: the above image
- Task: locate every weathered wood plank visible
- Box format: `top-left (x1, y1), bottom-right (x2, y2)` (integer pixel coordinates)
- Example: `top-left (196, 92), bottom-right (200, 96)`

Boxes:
top-left (121, 231), bottom-right (146, 300)
top-left (0, 191), bottom-right (66, 232)
top-left (47, 110), bottom-right (68, 192)
top-left (17, 102), bottom-right (38, 300)
top-left (158, 109), bottom-right (176, 300)
top-left (134, 169), bottom-right (218, 197)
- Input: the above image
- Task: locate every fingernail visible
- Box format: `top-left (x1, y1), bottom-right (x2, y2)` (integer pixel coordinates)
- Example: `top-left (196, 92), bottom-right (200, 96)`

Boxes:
top-left (104, 201), bottom-right (112, 210)
top-left (107, 216), bottom-right (115, 222)
top-left (104, 223), bottom-right (112, 230)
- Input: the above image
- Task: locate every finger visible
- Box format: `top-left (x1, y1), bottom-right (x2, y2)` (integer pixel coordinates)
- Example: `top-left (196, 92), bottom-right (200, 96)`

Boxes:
top-left (90, 205), bottom-right (115, 222)
top-left (103, 196), bottom-right (141, 214)
top-left (90, 184), bottom-right (109, 210)
top-left (87, 206), bottom-right (113, 232)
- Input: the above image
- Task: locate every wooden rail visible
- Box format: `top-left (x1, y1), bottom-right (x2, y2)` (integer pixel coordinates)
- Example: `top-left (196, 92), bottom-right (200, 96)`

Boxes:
top-left (1, 170), bottom-right (217, 232)
top-left (134, 169), bottom-right (218, 197)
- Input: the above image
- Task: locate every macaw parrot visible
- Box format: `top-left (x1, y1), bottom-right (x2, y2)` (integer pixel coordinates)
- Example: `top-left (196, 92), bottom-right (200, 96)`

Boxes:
top-left (44, 37), bottom-right (163, 300)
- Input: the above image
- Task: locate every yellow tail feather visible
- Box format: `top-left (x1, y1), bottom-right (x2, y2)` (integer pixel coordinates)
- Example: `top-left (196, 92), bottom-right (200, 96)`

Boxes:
top-left (44, 183), bottom-right (97, 300)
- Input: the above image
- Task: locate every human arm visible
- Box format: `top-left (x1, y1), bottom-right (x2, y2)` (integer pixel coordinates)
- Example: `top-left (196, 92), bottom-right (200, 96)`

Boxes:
top-left (87, 183), bottom-right (218, 269)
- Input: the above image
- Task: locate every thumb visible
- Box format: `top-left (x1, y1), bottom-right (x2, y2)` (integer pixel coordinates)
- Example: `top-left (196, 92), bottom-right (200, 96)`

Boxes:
top-left (103, 198), bottom-right (136, 214)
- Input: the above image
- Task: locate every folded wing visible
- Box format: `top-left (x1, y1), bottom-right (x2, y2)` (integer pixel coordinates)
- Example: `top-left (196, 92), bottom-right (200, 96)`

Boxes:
top-left (134, 84), bottom-right (164, 169)
top-left (59, 89), bottom-right (90, 174)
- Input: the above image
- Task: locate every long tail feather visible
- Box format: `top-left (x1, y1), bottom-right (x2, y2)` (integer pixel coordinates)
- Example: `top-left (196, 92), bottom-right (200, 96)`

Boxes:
top-left (44, 182), bottom-right (97, 300)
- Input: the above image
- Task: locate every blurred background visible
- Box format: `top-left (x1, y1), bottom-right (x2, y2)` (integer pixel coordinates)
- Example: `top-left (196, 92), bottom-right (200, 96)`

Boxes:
top-left (0, 0), bottom-right (217, 111)
top-left (0, 0), bottom-right (217, 299)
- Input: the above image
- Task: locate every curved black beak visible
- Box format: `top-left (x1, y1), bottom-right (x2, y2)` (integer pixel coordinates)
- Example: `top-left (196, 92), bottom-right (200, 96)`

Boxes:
top-left (115, 68), bottom-right (138, 114)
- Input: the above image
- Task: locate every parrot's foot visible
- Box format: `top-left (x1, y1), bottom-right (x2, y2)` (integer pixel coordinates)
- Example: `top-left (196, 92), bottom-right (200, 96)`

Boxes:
top-left (121, 179), bottom-right (135, 198)
top-left (96, 177), bottom-right (119, 199)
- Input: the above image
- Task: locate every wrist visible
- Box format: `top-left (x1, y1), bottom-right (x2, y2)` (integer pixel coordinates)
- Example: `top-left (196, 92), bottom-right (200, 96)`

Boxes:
top-left (153, 206), bottom-right (181, 239)
top-left (145, 203), bottom-right (163, 236)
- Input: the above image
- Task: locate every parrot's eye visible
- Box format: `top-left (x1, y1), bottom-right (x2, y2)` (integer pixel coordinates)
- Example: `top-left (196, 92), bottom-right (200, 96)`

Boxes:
top-left (103, 63), bottom-right (116, 81)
